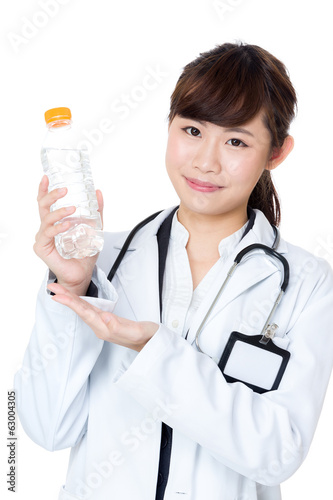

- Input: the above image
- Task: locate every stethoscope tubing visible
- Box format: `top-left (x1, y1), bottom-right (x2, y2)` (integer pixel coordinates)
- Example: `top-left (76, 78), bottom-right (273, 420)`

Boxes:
top-left (106, 210), bottom-right (289, 355)
top-left (195, 235), bottom-right (290, 353)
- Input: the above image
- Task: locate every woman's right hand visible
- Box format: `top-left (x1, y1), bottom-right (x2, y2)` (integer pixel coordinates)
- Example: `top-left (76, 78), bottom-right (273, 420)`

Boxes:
top-left (34, 175), bottom-right (104, 296)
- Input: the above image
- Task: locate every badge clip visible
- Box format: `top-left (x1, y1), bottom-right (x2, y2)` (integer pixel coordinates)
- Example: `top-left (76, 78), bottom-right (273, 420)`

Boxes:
top-left (260, 323), bottom-right (279, 345)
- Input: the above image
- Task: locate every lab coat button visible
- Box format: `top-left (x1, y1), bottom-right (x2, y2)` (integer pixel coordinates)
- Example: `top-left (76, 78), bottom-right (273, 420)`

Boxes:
top-left (172, 319), bottom-right (179, 328)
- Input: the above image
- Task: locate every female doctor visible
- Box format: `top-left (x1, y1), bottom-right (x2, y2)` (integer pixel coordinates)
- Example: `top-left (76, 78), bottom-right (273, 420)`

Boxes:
top-left (15, 42), bottom-right (333, 499)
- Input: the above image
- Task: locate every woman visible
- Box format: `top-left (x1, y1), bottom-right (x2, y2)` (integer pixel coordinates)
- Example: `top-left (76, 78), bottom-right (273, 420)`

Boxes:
top-left (15, 42), bottom-right (333, 499)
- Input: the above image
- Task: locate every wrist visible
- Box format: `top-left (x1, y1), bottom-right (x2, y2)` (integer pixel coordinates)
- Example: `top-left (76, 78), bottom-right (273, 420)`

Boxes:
top-left (136, 322), bottom-right (159, 352)
top-left (56, 278), bottom-right (92, 296)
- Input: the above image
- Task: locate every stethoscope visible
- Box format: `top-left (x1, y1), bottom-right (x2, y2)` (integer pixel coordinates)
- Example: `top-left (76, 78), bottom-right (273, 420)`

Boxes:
top-left (107, 210), bottom-right (290, 352)
top-left (194, 225), bottom-right (289, 352)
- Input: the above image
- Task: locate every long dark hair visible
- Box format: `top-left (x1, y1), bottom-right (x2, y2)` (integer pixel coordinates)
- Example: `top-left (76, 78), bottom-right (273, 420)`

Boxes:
top-left (168, 42), bottom-right (297, 226)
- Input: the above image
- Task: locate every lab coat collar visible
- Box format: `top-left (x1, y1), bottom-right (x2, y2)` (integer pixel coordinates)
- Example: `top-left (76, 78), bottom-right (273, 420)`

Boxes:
top-left (111, 207), bottom-right (177, 322)
top-left (113, 207), bottom-right (288, 254)
top-left (113, 207), bottom-right (177, 251)
top-left (112, 207), bottom-right (288, 325)
top-left (238, 209), bottom-right (288, 255)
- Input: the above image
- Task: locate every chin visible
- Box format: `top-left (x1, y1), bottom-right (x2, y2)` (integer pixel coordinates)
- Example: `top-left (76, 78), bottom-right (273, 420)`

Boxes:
top-left (181, 202), bottom-right (225, 217)
top-left (180, 196), bottom-right (248, 219)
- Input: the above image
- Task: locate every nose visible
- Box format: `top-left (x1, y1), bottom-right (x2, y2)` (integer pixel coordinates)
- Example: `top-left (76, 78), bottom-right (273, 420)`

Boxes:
top-left (192, 139), bottom-right (222, 174)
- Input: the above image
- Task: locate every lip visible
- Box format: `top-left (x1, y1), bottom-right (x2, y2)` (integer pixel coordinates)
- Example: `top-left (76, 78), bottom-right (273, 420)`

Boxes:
top-left (185, 177), bottom-right (223, 193)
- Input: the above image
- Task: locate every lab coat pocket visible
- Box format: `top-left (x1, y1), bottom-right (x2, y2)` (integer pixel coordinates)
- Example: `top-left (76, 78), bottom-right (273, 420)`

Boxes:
top-left (58, 486), bottom-right (84, 500)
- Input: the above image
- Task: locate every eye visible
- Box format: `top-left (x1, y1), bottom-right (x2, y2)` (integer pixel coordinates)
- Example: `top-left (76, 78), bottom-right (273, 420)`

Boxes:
top-left (227, 138), bottom-right (247, 147)
top-left (183, 127), bottom-right (201, 137)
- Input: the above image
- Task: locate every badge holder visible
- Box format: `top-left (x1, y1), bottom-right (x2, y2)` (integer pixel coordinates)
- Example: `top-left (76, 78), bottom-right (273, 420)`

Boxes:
top-left (218, 327), bottom-right (290, 394)
top-left (218, 285), bottom-right (291, 394)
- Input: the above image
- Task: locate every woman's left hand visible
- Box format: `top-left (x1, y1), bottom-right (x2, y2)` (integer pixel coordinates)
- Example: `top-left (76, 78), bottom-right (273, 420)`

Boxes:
top-left (47, 282), bottom-right (159, 352)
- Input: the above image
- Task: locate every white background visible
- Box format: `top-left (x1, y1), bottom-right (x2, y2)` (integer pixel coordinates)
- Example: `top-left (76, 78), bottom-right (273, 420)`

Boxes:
top-left (1, 0), bottom-right (333, 498)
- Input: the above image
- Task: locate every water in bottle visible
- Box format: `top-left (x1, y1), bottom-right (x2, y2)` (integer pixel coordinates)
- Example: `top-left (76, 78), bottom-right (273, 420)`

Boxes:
top-left (41, 107), bottom-right (104, 259)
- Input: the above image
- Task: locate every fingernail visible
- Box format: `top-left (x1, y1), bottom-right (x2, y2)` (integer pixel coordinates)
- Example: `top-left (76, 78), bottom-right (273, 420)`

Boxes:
top-left (58, 188), bottom-right (66, 194)
top-left (65, 206), bottom-right (75, 212)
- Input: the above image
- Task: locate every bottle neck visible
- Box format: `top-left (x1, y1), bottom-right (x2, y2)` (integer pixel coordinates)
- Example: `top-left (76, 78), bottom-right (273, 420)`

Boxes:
top-left (47, 119), bottom-right (72, 130)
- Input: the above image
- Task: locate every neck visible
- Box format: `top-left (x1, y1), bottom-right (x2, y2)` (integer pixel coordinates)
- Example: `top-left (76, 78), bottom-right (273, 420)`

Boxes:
top-left (177, 205), bottom-right (249, 289)
top-left (177, 205), bottom-right (249, 246)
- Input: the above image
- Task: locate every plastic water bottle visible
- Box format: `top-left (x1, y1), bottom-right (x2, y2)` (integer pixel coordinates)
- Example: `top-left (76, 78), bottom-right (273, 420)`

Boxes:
top-left (41, 107), bottom-right (104, 259)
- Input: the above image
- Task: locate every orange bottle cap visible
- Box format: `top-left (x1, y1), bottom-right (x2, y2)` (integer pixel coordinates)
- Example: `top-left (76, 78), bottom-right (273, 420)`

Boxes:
top-left (44, 107), bottom-right (72, 124)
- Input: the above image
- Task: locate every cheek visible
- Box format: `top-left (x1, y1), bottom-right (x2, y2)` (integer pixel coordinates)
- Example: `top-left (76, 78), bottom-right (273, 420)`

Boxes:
top-left (165, 135), bottom-right (190, 173)
top-left (225, 150), bottom-right (266, 184)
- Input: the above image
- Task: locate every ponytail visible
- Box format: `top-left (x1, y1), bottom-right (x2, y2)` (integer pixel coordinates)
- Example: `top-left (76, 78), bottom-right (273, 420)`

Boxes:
top-left (248, 170), bottom-right (280, 226)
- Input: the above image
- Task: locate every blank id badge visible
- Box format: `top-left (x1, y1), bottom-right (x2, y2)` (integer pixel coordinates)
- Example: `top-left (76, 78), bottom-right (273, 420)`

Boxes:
top-left (218, 332), bottom-right (291, 394)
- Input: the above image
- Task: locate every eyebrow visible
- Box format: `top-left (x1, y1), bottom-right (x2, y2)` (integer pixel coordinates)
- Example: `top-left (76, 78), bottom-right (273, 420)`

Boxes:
top-left (224, 127), bottom-right (255, 138)
top-left (179, 117), bottom-right (255, 138)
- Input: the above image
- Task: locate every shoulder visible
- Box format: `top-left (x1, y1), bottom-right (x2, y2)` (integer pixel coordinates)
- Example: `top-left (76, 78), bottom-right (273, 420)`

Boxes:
top-left (253, 209), bottom-right (333, 287)
top-left (253, 209), bottom-right (333, 298)
top-left (282, 238), bottom-right (333, 302)
top-left (284, 238), bottom-right (332, 277)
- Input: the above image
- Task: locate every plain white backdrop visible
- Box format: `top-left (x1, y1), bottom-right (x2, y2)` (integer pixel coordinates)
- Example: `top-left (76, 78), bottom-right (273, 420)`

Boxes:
top-left (1, 0), bottom-right (333, 498)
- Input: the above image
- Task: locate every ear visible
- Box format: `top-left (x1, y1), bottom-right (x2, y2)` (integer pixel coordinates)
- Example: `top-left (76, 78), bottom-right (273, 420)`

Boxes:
top-left (266, 135), bottom-right (294, 171)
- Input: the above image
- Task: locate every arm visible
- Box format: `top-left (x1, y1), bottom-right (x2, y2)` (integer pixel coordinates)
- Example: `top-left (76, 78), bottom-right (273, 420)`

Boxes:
top-left (14, 266), bottom-right (118, 451)
top-left (113, 259), bottom-right (333, 485)
top-left (15, 176), bottom-right (116, 450)
top-left (46, 250), bottom-right (333, 485)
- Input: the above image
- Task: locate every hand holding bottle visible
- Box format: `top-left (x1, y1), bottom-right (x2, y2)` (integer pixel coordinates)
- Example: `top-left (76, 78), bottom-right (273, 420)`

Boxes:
top-left (41, 107), bottom-right (104, 260)
top-left (34, 175), bottom-right (104, 296)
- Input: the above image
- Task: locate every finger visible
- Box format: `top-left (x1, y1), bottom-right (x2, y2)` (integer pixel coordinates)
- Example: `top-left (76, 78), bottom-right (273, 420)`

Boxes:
top-left (48, 283), bottom-right (121, 338)
top-left (49, 285), bottom-right (154, 350)
top-left (50, 286), bottom-right (109, 336)
top-left (37, 175), bottom-right (49, 201)
top-left (96, 189), bottom-right (104, 228)
top-left (38, 186), bottom-right (68, 220)
top-left (34, 219), bottom-right (71, 250)
top-left (35, 206), bottom-right (75, 249)
top-left (41, 205), bottom-right (76, 230)
top-left (48, 283), bottom-right (104, 314)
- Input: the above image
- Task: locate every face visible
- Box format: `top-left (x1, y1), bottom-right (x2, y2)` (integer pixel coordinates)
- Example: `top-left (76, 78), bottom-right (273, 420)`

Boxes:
top-left (165, 113), bottom-right (273, 220)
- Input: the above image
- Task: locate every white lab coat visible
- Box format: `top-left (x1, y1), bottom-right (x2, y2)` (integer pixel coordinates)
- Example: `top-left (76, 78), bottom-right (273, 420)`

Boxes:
top-left (15, 208), bottom-right (333, 500)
